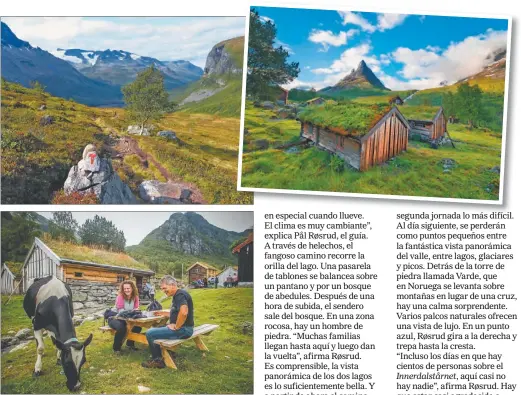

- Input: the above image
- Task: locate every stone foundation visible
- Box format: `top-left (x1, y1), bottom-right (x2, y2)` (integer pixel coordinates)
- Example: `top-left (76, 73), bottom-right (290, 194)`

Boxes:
top-left (68, 280), bottom-right (119, 317)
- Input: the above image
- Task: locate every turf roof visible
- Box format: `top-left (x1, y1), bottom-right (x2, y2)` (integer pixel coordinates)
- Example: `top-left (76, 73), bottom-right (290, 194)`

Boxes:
top-left (43, 238), bottom-right (151, 272)
top-left (398, 105), bottom-right (442, 121)
top-left (299, 102), bottom-right (392, 137)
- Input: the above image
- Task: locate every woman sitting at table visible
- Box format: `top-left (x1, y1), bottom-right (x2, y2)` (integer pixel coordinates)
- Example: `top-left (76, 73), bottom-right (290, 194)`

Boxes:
top-left (108, 280), bottom-right (142, 353)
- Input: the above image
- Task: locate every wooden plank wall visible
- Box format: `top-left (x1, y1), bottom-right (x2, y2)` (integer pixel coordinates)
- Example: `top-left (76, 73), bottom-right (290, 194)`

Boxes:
top-left (360, 113), bottom-right (408, 171)
top-left (63, 264), bottom-right (129, 283)
top-left (1, 266), bottom-right (15, 294)
top-left (301, 122), bottom-right (314, 140)
top-left (432, 113), bottom-right (446, 140)
top-left (25, 245), bottom-right (59, 289)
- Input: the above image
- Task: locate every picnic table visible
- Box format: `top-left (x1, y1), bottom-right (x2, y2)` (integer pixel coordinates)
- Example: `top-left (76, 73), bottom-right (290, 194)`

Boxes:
top-left (99, 310), bottom-right (219, 369)
top-left (99, 310), bottom-right (169, 346)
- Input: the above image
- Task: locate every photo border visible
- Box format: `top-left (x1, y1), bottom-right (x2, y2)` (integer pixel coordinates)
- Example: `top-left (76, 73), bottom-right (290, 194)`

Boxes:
top-left (237, 2), bottom-right (513, 205)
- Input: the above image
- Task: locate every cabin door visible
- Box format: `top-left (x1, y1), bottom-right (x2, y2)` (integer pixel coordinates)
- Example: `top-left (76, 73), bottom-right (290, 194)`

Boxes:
top-left (135, 276), bottom-right (143, 293)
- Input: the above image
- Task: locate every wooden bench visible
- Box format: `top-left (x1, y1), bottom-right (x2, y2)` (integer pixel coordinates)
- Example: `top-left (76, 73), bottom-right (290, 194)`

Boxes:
top-left (154, 324), bottom-right (219, 369)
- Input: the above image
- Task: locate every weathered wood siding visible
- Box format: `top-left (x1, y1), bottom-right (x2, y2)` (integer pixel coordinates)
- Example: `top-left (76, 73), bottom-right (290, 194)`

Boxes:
top-left (1, 264), bottom-right (15, 294)
top-left (316, 128), bottom-right (361, 169)
top-left (301, 122), bottom-right (314, 140)
top-left (63, 264), bottom-right (130, 283)
top-left (24, 244), bottom-right (62, 290)
top-left (432, 111), bottom-right (446, 140)
top-left (360, 112), bottom-right (408, 171)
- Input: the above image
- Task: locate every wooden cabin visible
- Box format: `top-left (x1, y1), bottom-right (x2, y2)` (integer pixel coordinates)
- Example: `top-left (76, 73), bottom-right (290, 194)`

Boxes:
top-left (21, 237), bottom-right (154, 293)
top-left (306, 97), bottom-right (326, 106)
top-left (1, 263), bottom-right (16, 294)
top-left (400, 106), bottom-right (447, 142)
top-left (388, 95), bottom-right (404, 105)
top-left (277, 87), bottom-right (289, 105)
top-left (232, 233), bottom-right (253, 284)
top-left (217, 266), bottom-right (238, 287)
top-left (187, 262), bottom-right (219, 283)
top-left (299, 103), bottom-right (409, 171)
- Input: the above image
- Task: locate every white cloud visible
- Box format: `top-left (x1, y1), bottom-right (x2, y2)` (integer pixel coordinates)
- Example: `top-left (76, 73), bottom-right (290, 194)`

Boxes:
top-left (338, 11), bottom-right (407, 33)
top-left (376, 14), bottom-right (407, 31)
top-left (260, 16), bottom-right (274, 24)
top-left (281, 78), bottom-right (330, 91)
top-left (338, 11), bottom-right (376, 33)
top-left (392, 29), bottom-right (507, 85)
top-left (2, 16), bottom-right (246, 67)
top-left (308, 28), bottom-right (358, 51)
top-left (274, 39), bottom-right (294, 55)
top-left (312, 43), bottom-right (380, 75)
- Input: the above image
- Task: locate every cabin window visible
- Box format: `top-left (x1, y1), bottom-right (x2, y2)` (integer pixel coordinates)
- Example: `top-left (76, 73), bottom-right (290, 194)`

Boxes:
top-left (307, 124), bottom-right (313, 135)
top-left (74, 272), bottom-right (83, 278)
top-left (117, 275), bottom-right (125, 282)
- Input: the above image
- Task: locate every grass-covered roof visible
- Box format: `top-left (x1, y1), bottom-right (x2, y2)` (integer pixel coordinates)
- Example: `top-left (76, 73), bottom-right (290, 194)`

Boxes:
top-left (43, 237), bottom-right (152, 272)
top-left (299, 102), bottom-right (392, 137)
top-left (4, 261), bottom-right (23, 276)
top-left (398, 105), bottom-right (441, 121)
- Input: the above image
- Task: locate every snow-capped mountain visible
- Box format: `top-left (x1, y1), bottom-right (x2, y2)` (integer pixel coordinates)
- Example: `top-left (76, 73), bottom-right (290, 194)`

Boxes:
top-left (53, 48), bottom-right (203, 88)
top-left (1, 22), bottom-right (122, 106)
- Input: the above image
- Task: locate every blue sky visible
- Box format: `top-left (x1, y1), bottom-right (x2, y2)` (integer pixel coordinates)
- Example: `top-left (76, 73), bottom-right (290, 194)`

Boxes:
top-left (252, 6), bottom-right (509, 90)
top-left (2, 17), bottom-right (245, 67)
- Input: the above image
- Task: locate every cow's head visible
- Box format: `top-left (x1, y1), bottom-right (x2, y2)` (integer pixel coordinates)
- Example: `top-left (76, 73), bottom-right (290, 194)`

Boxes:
top-left (52, 334), bottom-right (93, 391)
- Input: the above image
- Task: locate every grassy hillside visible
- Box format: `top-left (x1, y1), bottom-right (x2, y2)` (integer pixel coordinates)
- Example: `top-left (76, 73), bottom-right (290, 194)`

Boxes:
top-left (241, 101), bottom-right (502, 200)
top-left (126, 238), bottom-right (236, 278)
top-left (405, 80), bottom-right (505, 132)
top-left (180, 78), bottom-right (242, 117)
top-left (1, 81), bottom-right (251, 204)
top-left (1, 288), bottom-right (253, 394)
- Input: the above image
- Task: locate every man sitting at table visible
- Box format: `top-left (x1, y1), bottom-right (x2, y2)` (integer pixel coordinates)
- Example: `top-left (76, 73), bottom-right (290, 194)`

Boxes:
top-left (141, 275), bottom-right (194, 368)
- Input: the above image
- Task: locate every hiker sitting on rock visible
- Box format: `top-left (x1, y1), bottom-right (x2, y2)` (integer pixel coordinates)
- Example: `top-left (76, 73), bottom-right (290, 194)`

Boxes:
top-left (142, 276), bottom-right (194, 369)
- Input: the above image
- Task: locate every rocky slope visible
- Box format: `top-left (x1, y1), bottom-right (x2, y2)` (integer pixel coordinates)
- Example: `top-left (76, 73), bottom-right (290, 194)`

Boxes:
top-left (179, 36), bottom-right (244, 112)
top-left (457, 48), bottom-right (507, 84)
top-left (127, 212), bottom-right (251, 274)
top-left (142, 212), bottom-right (248, 256)
top-left (1, 22), bottom-right (123, 107)
top-left (53, 48), bottom-right (203, 88)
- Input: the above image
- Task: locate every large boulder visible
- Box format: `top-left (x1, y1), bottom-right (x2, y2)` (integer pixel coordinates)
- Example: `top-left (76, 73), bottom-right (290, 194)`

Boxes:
top-left (157, 130), bottom-right (178, 140)
top-left (15, 328), bottom-right (32, 340)
top-left (139, 180), bottom-right (193, 204)
top-left (261, 101), bottom-right (275, 110)
top-left (64, 144), bottom-right (138, 204)
top-left (127, 125), bottom-right (150, 136)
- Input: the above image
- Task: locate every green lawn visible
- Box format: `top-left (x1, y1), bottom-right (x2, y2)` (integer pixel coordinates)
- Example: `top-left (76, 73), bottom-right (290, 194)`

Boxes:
top-left (1, 288), bottom-right (253, 394)
top-left (241, 101), bottom-right (502, 200)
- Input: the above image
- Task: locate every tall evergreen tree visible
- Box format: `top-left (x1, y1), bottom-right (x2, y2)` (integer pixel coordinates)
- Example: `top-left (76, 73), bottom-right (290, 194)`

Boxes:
top-left (1, 212), bottom-right (41, 262)
top-left (247, 9), bottom-right (300, 98)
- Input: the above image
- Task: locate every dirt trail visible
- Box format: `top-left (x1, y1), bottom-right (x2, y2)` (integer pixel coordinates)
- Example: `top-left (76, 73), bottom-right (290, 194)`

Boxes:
top-left (95, 118), bottom-right (206, 204)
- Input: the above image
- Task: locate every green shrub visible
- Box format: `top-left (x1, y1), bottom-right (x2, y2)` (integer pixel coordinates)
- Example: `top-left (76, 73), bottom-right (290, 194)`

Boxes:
top-left (330, 155), bottom-right (345, 173)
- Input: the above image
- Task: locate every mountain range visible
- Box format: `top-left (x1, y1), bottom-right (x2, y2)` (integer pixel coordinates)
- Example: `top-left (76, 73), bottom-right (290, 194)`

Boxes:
top-left (1, 22), bottom-right (123, 106)
top-left (52, 48), bottom-right (203, 88)
top-left (127, 212), bottom-right (252, 275)
top-left (1, 22), bottom-right (203, 106)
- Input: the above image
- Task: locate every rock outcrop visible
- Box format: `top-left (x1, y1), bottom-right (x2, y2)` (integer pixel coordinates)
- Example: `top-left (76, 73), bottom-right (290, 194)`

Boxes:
top-left (128, 125), bottom-right (150, 136)
top-left (139, 180), bottom-right (193, 204)
top-left (204, 37), bottom-right (243, 75)
top-left (157, 130), bottom-right (178, 140)
top-left (64, 144), bottom-right (137, 204)
top-left (138, 212), bottom-right (250, 256)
